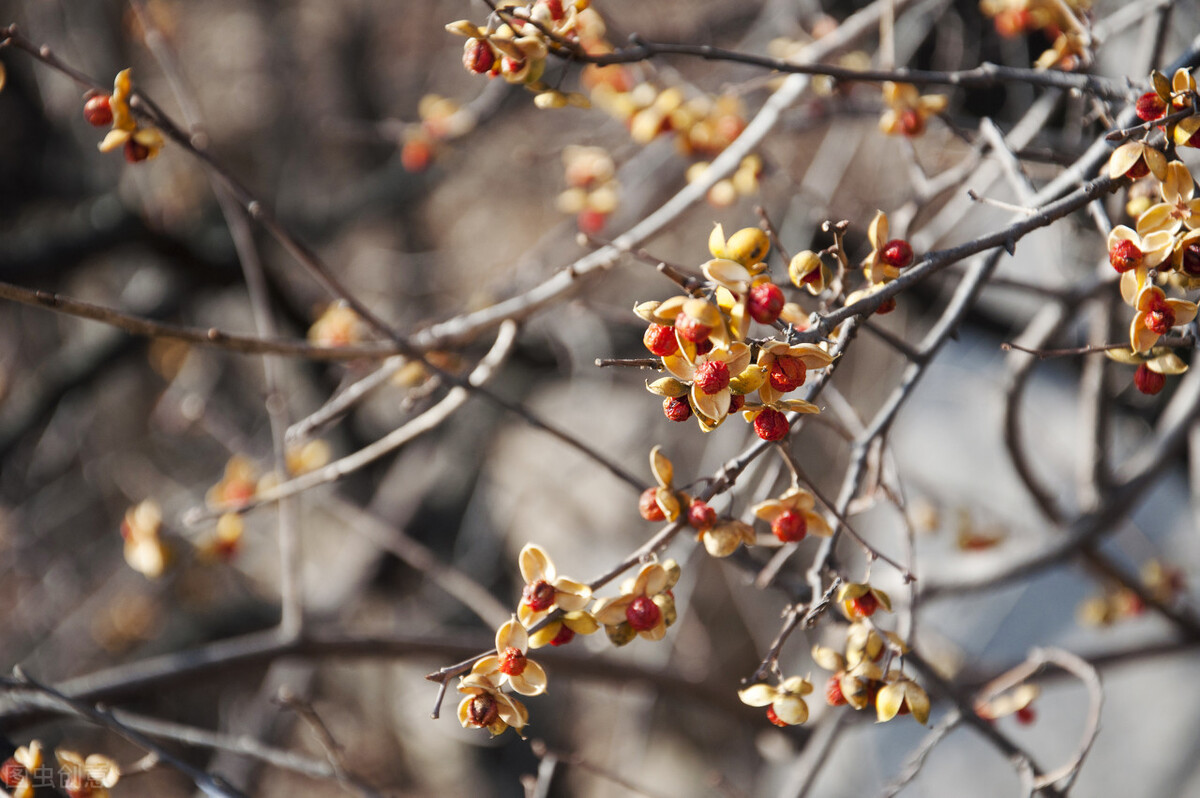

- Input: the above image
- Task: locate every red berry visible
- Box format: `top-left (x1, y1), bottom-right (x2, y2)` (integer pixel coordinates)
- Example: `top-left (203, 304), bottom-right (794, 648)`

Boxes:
top-left (850, 592), bottom-right (880, 618)
top-left (498, 646), bottom-right (528, 676)
top-left (765, 705), bottom-right (789, 727)
top-left (1, 758), bottom-right (25, 789)
top-left (876, 296), bottom-right (897, 315)
top-left (1109, 239), bottom-right (1143, 273)
top-left (1182, 243), bottom-right (1200, 276)
top-left (1015, 706), bottom-right (1036, 725)
top-left (687, 499), bottom-right (716, 531)
top-left (825, 675), bottom-right (847, 706)
top-left (639, 487), bottom-right (666, 521)
top-left (462, 38), bottom-right (495, 74)
top-left (1134, 364), bottom-right (1166, 395)
top-left (625, 595), bottom-right (662, 631)
top-left (644, 324), bottom-right (679, 356)
top-left (466, 694), bottom-right (499, 727)
top-left (1136, 91), bottom-right (1167, 122)
top-left (124, 138), bottom-right (151, 163)
top-left (768, 356), bottom-right (806, 393)
top-left (577, 209), bottom-right (608, 235)
top-left (994, 8), bottom-right (1032, 38)
top-left (549, 625), bottom-right (575, 646)
top-left (694, 338), bottom-right (714, 356)
top-left (84, 94), bottom-right (113, 127)
top-left (694, 360), bottom-right (730, 395)
top-left (801, 268), bottom-right (822, 285)
top-left (1126, 158), bottom-right (1151, 179)
top-left (663, 395), bottom-right (692, 422)
top-left (522, 579), bottom-right (557, 612)
top-left (881, 239), bottom-right (914, 269)
top-left (542, 0), bottom-right (565, 20)
top-left (1144, 301), bottom-right (1175, 335)
top-left (771, 509), bottom-right (807, 542)
top-left (401, 138), bottom-right (433, 172)
top-left (729, 394), bottom-right (745, 413)
top-left (748, 282), bottom-right (785, 324)
top-left (754, 408), bottom-right (789, 441)
top-left (674, 311), bottom-right (713, 343)
top-left (1186, 130), bottom-right (1200, 149)
top-left (899, 109), bottom-right (925, 137)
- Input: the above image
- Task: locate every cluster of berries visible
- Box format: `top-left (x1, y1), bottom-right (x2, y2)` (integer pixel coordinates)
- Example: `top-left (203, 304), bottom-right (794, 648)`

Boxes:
top-left (978, 0), bottom-right (1093, 70)
top-left (637, 219), bottom-right (917, 440)
top-left (447, 0), bottom-right (595, 109)
top-left (2, 742), bottom-right (121, 798)
top-left (457, 543), bottom-right (680, 737)
top-left (743, 592), bottom-right (929, 728)
top-left (1104, 69), bottom-right (1200, 395)
top-left (120, 446), bottom-right (330, 579)
top-left (82, 68), bottom-right (164, 163)
top-left (637, 225), bottom-right (830, 441)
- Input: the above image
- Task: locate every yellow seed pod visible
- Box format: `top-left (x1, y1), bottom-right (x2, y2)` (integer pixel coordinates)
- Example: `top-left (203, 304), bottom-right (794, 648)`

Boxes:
top-left (661, 558), bottom-right (682, 589)
top-left (646, 377), bottom-right (689, 397)
top-left (724, 227), bottom-right (770, 266)
top-left (729, 365), bottom-right (767, 395)
top-left (633, 300), bottom-right (662, 323)
top-left (653, 86), bottom-right (685, 113)
top-left (682, 297), bottom-right (721, 327)
top-left (654, 592), bottom-right (678, 627)
top-left (534, 91), bottom-right (569, 110)
top-left (706, 180), bottom-right (737, 208)
top-left (789, 250), bottom-right (822, 287)
top-left (649, 445), bottom-right (674, 487)
top-left (606, 622), bottom-right (637, 646)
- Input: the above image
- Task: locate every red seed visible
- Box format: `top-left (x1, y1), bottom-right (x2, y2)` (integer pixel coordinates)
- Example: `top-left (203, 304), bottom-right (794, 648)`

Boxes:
top-left (84, 94), bottom-right (113, 127)
top-left (765, 705), bottom-right (789, 727)
top-left (462, 38), bottom-right (495, 74)
top-left (498, 646), bottom-right (527, 676)
top-left (674, 312), bottom-right (713, 344)
top-left (1108, 239), bottom-right (1143, 273)
top-left (466, 695), bottom-right (499, 727)
top-left (748, 282), bottom-right (785, 324)
top-left (123, 138), bottom-right (151, 163)
top-left (694, 360), bottom-right (730, 395)
top-left (576, 209), bottom-right (608, 235)
top-left (754, 408), bottom-right (789, 441)
top-left (522, 579), bottom-right (557, 612)
top-left (644, 323), bottom-right (679, 356)
top-left (663, 395), bottom-right (692, 422)
top-left (825, 675), bottom-right (847, 706)
top-left (850, 592), bottom-right (880, 618)
top-left (401, 138), bottom-right (433, 172)
top-left (1126, 158), bottom-right (1151, 179)
top-left (1182, 242), bottom-right (1200, 275)
top-left (1134, 364), bottom-right (1166, 395)
top-left (687, 499), bottom-right (716, 531)
top-left (771, 509), bottom-right (807, 543)
top-left (1144, 304), bottom-right (1175, 335)
top-left (625, 595), bottom-right (661, 631)
top-left (549, 625), bottom-right (575, 646)
top-left (768, 356), bottom-right (806, 393)
top-left (881, 239), bottom-right (914, 269)
top-left (1136, 91), bottom-right (1167, 122)
top-left (638, 487), bottom-right (666, 521)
